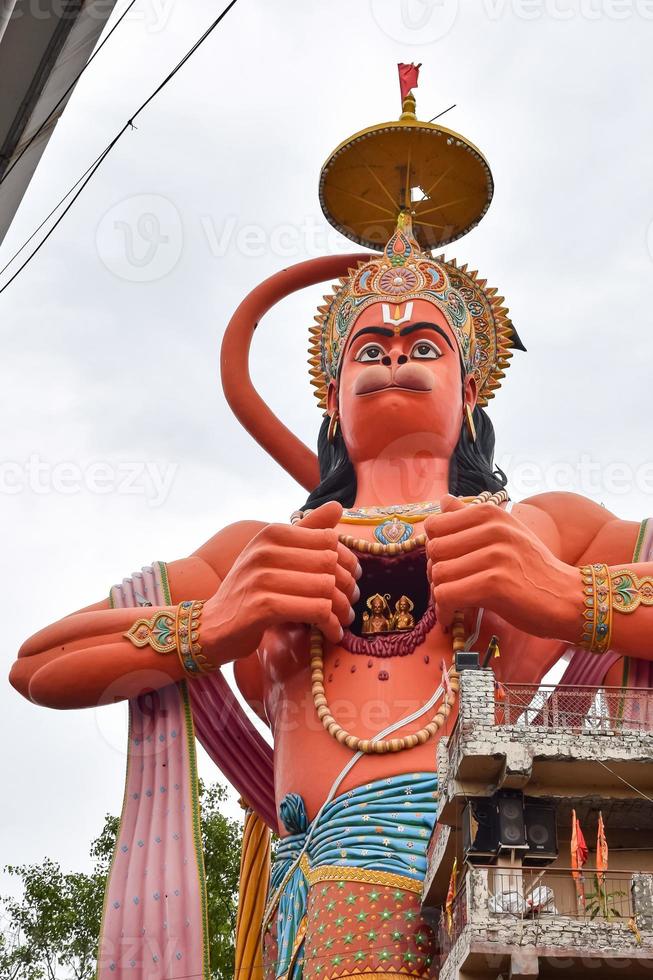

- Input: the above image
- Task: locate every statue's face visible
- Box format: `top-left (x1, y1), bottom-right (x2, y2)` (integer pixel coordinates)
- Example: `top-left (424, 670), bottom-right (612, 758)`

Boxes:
top-left (398, 597), bottom-right (409, 612)
top-left (330, 298), bottom-right (476, 467)
top-left (371, 597), bottom-right (384, 614)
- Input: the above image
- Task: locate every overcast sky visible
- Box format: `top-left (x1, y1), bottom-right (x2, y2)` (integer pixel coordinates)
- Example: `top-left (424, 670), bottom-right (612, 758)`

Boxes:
top-left (2, 0), bottom-right (653, 892)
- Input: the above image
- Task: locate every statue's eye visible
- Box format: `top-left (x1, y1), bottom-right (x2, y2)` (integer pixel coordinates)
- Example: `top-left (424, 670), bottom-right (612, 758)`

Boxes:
top-left (410, 339), bottom-right (441, 360)
top-left (355, 344), bottom-right (385, 362)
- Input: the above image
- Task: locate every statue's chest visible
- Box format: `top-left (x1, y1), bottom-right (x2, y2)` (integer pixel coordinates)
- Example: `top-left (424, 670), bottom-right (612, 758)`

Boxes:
top-left (260, 546), bottom-right (458, 718)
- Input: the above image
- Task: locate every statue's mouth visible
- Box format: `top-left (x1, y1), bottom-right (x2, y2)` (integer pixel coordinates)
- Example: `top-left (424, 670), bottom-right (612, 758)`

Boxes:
top-left (358, 381), bottom-right (433, 395)
top-left (354, 367), bottom-right (434, 397)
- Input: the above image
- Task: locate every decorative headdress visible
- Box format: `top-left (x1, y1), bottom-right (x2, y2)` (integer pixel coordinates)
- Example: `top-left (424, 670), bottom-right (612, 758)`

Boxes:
top-left (366, 593), bottom-right (392, 612)
top-left (308, 212), bottom-right (518, 409)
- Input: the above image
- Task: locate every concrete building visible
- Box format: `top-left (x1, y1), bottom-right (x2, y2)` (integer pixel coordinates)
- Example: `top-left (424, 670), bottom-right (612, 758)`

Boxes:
top-left (423, 669), bottom-right (653, 978)
top-left (0, 0), bottom-right (118, 244)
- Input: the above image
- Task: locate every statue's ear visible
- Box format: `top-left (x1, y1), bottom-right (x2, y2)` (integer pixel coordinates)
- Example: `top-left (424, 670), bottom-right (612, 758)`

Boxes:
top-left (326, 381), bottom-right (338, 414)
top-left (463, 372), bottom-right (478, 412)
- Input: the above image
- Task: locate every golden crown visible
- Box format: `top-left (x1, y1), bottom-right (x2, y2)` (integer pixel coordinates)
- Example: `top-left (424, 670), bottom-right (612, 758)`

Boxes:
top-left (308, 212), bottom-right (519, 409)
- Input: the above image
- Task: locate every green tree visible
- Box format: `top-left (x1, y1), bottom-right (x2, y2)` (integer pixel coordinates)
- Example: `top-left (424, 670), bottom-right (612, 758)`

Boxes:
top-left (0, 782), bottom-right (242, 980)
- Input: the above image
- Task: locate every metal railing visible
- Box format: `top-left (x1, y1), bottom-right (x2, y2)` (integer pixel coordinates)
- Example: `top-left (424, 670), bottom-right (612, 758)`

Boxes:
top-left (436, 875), bottom-right (467, 965)
top-left (484, 866), bottom-right (636, 921)
top-left (436, 867), bottom-right (641, 966)
top-left (495, 684), bottom-right (653, 733)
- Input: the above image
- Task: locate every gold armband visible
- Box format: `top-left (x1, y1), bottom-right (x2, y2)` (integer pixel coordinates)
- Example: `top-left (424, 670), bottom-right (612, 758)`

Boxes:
top-left (125, 600), bottom-right (214, 677)
top-left (580, 563), bottom-right (612, 654)
top-left (611, 569), bottom-right (653, 613)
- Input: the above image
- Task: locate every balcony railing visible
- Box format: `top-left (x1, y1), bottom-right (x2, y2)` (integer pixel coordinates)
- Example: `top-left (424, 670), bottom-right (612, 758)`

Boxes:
top-left (436, 867), bottom-right (642, 967)
top-left (495, 684), bottom-right (653, 733)
top-left (436, 875), bottom-right (467, 965)
top-left (483, 866), bottom-right (635, 920)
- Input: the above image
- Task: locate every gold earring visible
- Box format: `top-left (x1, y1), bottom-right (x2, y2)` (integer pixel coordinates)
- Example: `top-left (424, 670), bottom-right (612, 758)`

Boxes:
top-left (327, 411), bottom-right (340, 444)
top-left (464, 404), bottom-right (476, 443)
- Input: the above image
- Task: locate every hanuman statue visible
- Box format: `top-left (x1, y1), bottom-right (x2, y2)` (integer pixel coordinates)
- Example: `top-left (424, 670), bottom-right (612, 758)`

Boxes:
top-left (9, 68), bottom-right (653, 980)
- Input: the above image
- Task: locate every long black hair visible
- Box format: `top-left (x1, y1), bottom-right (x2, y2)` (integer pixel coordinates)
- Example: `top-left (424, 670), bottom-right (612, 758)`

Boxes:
top-left (301, 403), bottom-right (507, 511)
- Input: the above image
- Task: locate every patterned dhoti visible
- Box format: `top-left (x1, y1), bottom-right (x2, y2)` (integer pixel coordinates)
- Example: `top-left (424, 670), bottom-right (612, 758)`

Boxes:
top-left (263, 773), bottom-right (439, 980)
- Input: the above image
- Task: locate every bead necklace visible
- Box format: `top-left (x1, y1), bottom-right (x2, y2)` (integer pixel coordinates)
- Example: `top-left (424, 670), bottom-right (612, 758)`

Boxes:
top-left (337, 490), bottom-right (504, 557)
top-left (310, 489), bottom-right (509, 755)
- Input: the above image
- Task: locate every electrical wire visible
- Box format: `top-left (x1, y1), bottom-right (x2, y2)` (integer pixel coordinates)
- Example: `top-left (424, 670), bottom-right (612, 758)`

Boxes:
top-left (594, 757), bottom-right (653, 805)
top-left (0, 142), bottom-right (111, 279)
top-left (0, 0), bottom-right (139, 187)
top-left (0, 0), bottom-right (242, 295)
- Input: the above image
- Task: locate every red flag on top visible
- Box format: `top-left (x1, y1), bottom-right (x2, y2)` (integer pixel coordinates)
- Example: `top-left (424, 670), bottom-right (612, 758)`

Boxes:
top-left (398, 62), bottom-right (421, 103)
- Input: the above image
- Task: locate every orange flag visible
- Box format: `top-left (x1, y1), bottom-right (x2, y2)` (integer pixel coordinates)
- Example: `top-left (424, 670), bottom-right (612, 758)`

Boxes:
top-left (571, 809), bottom-right (588, 910)
top-left (596, 811), bottom-right (609, 915)
top-left (596, 811), bottom-right (609, 883)
top-left (445, 857), bottom-right (458, 935)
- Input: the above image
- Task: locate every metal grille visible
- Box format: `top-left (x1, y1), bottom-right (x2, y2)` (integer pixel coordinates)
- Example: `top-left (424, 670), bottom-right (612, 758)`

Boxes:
top-left (486, 867), bottom-right (636, 921)
top-left (436, 876), bottom-right (467, 965)
top-left (495, 684), bottom-right (653, 733)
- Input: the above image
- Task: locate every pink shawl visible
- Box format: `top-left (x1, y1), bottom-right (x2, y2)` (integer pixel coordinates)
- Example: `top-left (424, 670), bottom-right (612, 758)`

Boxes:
top-left (96, 563), bottom-right (275, 980)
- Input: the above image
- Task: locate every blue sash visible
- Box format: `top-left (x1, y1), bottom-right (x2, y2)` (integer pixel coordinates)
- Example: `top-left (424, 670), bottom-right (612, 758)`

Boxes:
top-left (267, 772), bottom-right (438, 979)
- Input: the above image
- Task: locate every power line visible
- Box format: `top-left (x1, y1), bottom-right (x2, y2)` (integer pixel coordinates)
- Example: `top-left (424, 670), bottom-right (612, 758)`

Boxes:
top-left (0, 0), bottom-right (140, 187)
top-left (0, 0), bottom-right (242, 296)
top-left (0, 143), bottom-right (113, 281)
top-left (595, 757), bottom-right (653, 805)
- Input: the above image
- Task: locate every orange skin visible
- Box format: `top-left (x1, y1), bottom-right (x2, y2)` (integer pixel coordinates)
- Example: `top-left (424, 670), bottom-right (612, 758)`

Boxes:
top-left (8, 299), bottom-right (647, 830)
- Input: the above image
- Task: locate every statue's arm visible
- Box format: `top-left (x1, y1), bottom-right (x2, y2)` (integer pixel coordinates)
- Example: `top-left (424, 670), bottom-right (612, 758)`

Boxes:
top-left (8, 520), bottom-right (265, 710)
top-left (10, 503), bottom-right (359, 711)
top-left (532, 491), bottom-right (653, 661)
top-left (425, 490), bottom-right (653, 659)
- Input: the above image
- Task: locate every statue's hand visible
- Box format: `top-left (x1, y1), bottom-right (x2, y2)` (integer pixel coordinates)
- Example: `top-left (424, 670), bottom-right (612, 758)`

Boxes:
top-left (425, 495), bottom-right (581, 642)
top-left (201, 501), bottom-right (360, 664)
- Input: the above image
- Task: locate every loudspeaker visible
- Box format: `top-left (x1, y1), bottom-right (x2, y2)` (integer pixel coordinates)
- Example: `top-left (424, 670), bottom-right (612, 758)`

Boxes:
top-left (455, 651), bottom-right (480, 671)
top-left (523, 798), bottom-right (558, 865)
top-left (496, 790), bottom-right (528, 852)
top-left (463, 798), bottom-right (498, 863)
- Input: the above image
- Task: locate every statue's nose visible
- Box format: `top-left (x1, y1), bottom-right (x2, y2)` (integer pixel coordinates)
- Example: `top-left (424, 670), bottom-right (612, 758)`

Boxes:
top-left (382, 353), bottom-right (409, 367)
